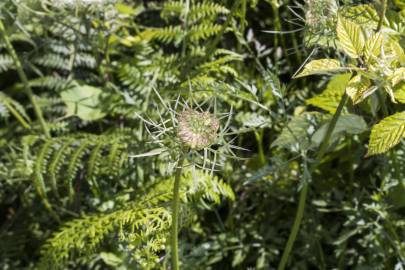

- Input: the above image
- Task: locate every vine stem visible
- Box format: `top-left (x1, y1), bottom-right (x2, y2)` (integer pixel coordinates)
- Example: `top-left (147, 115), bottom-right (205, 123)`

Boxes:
top-left (0, 20), bottom-right (50, 138)
top-left (278, 93), bottom-right (349, 270)
top-left (171, 150), bottom-right (186, 270)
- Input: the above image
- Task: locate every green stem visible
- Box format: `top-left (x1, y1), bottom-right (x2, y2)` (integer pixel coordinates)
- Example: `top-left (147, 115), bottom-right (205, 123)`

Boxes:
top-left (376, 0), bottom-right (387, 32)
top-left (255, 130), bottom-right (266, 166)
top-left (171, 150), bottom-right (186, 270)
top-left (0, 21), bottom-right (50, 138)
top-left (4, 102), bottom-right (31, 129)
top-left (277, 93), bottom-right (349, 270)
top-left (181, 0), bottom-right (190, 57)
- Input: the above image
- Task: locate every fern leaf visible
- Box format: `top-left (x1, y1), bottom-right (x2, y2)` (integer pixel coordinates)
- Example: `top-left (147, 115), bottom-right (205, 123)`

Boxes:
top-left (187, 23), bottom-right (222, 42)
top-left (33, 140), bottom-right (60, 221)
top-left (0, 53), bottom-right (13, 73)
top-left (48, 138), bottom-right (75, 198)
top-left (66, 139), bottom-right (92, 202)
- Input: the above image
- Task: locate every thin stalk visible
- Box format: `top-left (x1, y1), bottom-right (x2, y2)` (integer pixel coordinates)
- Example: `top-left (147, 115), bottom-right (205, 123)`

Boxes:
top-left (0, 21), bottom-right (50, 138)
top-left (277, 93), bottom-right (349, 270)
top-left (181, 0), bottom-right (190, 57)
top-left (270, 2), bottom-right (293, 75)
top-left (4, 102), bottom-right (31, 129)
top-left (171, 150), bottom-right (186, 270)
top-left (376, 0), bottom-right (387, 32)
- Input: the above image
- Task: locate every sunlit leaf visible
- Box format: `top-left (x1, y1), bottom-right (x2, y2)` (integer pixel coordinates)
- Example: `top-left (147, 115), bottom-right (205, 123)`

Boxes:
top-left (336, 16), bottom-right (365, 58)
top-left (61, 84), bottom-right (106, 121)
top-left (293, 59), bottom-right (343, 78)
top-left (306, 73), bottom-right (352, 113)
top-left (367, 111), bottom-right (405, 156)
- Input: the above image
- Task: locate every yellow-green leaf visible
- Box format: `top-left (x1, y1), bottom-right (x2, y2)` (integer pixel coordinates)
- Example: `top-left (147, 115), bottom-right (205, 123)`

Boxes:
top-left (391, 67), bottom-right (405, 86)
top-left (346, 75), bottom-right (374, 104)
top-left (364, 32), bottom-right (383, 63)
top-left (367, 111), bottom-right (405, 156)
top-left (293, 59), bottom-right (342, 78)
top-left (395, 82), bottom-right (405, 103)
top-left (391, 40), bottom-right (405, 65)
top-left (306, 73), bottom-right (352, 113)
top-left (337, 16), bottom-right (365, 58)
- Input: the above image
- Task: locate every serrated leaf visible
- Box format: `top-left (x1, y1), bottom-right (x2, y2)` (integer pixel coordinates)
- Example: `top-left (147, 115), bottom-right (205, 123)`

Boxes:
top-left (306, 73), bottom-right (352, 113)
top-left (337, 16), bottom-right (365, 58)
top-left (293, 59), bottom-right (342, 78)
top-left (367, 111), bottom-right (405, 156)
top-left (271, 112), bottom-right (323, 149)
top-left (394, 82), bottom-right (405, 103)
top-left (312, 114), bottom-right (367, 146)
top-left (364, 32), bottom-right (383, 63)
top-left (346, 75), bottom-right (374, 104)
top-left (343, 4), bottom-right (379, 27)
top-left (391, 40), bottom-right (405, 65)
top-left (391, 67), bottom-right (405, 86)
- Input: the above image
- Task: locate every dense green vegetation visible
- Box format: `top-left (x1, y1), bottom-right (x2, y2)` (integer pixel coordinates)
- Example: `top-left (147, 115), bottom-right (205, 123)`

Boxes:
top-left (1, 0), bottom-right (405, 269)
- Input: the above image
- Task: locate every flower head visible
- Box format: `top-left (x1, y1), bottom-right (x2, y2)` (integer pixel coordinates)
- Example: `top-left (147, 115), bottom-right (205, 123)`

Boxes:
top-left (177, 109), bottom-right (219, 150)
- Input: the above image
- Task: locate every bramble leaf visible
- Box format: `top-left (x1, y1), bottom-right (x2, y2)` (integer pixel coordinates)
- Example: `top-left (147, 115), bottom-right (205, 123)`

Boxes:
top-left (395, 82), bottom-right (405, 103)
top-left (336, 16), bottom-right (365, 58)
top-left (293, 59), bottom-right (342, 78)
top-left (364, 32), bottom-right (383, 63)
top-left (346, 75), bottom-right (374, 104)
top-left (306, 73), bottom-right (352, 113)
top-left (391, 67), bottom-right (405, 86)
top-left (367, 111), bottom-right (405, 156)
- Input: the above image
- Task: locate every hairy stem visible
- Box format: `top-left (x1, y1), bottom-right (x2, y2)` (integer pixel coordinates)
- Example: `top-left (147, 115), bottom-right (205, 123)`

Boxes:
top-left (278, 93), bottom-right (349, 270)
top-left (171, 150), bottom-right (186, 270)
top-left (0, 20), bottom-right (50, 138)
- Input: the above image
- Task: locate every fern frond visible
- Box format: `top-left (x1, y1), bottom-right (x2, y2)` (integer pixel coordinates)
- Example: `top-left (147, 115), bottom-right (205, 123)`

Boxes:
top-left (38, 169), bottom-right (234, 269)
top-left (0, 53), bottom-right (13, 73)
top-left (187, 23), bottom-right (222, 42)
top-left (24, 133), bottom-right (130, 203)
top-left (143, 26), bottom-right (183, 45)
top-left (65, 139), bottom-right (92, 202)
top-left (188, 2), bottom-right (229, 22)
top-left (33, 53), bottom-right (69, 70)
top-left (29, 76), bottom-right (72, 91)
top-left (38, 204), bottom-right (172, 269)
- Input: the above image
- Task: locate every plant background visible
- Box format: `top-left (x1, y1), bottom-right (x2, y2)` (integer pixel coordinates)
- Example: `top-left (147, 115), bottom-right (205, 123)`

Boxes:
top-left (0, 0), bottom-right (405, 269)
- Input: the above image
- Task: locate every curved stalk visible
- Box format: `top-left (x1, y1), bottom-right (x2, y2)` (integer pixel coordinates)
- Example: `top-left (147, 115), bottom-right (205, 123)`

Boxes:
top-left (278, 93), bottom-right (349, 270)
top-left (171, 150), bottom-right (186, 270)
top-left (0, 20), bottom-right (50, 138)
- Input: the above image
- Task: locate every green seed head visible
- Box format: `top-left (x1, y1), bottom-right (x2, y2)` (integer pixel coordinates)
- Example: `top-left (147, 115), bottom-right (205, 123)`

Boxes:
top-left (177, 109), bottom-right (219, 150)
